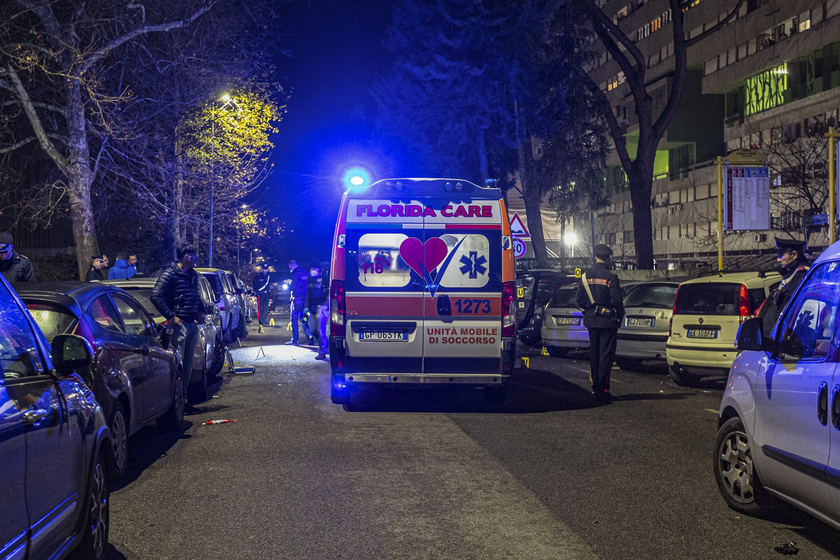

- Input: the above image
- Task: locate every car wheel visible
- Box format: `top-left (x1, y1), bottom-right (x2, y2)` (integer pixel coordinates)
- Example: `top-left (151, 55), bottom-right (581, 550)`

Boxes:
top-left (546, 346), bottom-right (568, 358)
top-left (669, 364), bottom-right (701, 386)
top-left (189, 363), bottom-right (209, 404)
top-left (73, 451), bottom-right (109, 559)
top-left (108, 402), bottom-right (129, 478)
top-left (713, 417), bottom-right (775, 516)
top-left (209, 335), bottom-right (226, 376)
top-left (616, 358), bottom-right (643, 371)
top-left (159, 373), bottom-right (185, 430)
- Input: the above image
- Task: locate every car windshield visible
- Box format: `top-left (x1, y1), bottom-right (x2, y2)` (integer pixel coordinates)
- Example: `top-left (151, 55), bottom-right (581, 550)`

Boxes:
top-left (674, 283), bottom-right (742, 315)
top-left (624, 284), bottom-right (678, 309)
top-left (25, 302), bottom-right (77, 342)
top-left (119, 288), bottom-right (162, 318)
top-left (548, 287), bottom-right (579, 308)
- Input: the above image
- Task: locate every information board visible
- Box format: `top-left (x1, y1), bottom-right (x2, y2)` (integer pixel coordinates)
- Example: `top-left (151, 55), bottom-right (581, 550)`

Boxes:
top-left (724, 166), bottom-right (770, 231)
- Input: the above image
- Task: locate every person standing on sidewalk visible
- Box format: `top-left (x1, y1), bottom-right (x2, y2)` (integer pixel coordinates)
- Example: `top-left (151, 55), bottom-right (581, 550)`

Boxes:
top-left (307, 261), bottom-right (329, 359)
top-left (253, 265), bottom-right (271, 326)
top-left (0, 232), bottom-right (34, 284)
top-left (151, 245), bottom-right (204, 394)
top-left (287, 260), bottom-right (313, 345)
top-left (575, 244), bottom-right (624, 404)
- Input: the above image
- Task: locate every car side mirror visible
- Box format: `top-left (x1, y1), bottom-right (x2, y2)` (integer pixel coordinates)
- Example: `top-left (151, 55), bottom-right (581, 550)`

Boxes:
top-left (735, 318), bottom-right (777, 353)
top-left (52, 334), bottom-right (93, 378)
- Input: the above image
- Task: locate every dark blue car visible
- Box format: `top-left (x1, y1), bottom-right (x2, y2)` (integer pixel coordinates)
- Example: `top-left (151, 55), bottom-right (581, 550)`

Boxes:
top-left (0, 275), bottom-right (113, 559)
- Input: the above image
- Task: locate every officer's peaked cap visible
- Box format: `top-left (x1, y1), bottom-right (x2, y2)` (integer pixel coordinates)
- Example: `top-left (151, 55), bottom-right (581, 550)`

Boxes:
top-left (593, 244), bottom-right (613, 259)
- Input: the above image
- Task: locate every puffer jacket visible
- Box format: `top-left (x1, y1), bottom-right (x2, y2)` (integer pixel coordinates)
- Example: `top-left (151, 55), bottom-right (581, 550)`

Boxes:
top-left (151, 262), bottom-right (202, 322)
top-left (107, 258), bottom-right (136, 280)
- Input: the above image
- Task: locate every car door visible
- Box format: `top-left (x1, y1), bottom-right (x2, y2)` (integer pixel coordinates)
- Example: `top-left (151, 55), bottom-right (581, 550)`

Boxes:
top-left (86, 294), bottom-right (148, 418)
top-left (751, 262), bottom-right (837, 514)
top-left (422, 198), bottom-right (502, 374)
top-left (111, 293), bottom-right (173, 419)
top-left (0, 285), bottom-right (84, 558)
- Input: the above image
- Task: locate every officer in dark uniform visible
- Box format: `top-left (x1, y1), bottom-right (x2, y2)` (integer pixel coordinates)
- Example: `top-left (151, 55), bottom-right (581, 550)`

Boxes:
top-left (758, 237), bottom-right (809, 337)
top-left (576, 244), bottom-right (624, 403)
top-left (0, 232), bottom-right (34, 284)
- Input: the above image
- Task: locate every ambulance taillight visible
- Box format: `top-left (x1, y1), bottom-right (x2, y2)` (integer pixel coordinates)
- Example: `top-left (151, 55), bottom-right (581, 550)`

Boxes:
top-left (330, 280), bottom-right (345, 336)
top-left (502, 281), bottom-right (516, 337)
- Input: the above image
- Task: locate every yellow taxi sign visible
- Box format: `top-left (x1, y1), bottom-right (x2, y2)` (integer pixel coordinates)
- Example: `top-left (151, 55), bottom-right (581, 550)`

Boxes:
top-left (575, 268), bottom-right (582, 278)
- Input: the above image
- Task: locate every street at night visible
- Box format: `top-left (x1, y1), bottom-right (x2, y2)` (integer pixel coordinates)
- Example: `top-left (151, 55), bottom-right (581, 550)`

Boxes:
top-left (103, 320), bottom-right (840, 560)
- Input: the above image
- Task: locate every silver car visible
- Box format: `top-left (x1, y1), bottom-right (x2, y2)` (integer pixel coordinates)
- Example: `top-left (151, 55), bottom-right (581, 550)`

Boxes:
top-left (196, 268), bottom-right (242, 343)
top-left (615, 280), bottom-right (680, 371)
top-left (540, 284), bottom-right (587, 357)
top-left (715, 242), bottom-right (840, 530)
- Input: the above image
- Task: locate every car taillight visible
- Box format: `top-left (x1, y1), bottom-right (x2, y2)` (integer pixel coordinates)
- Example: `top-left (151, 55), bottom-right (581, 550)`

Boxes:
top-left (502, 281), bottom-right (515, 337)
top-left (669, 285), bottom-right (680, 337)
top-left (739, 284), bottom-right (750, 321)
top-left (330, 280), bottom-right (345, 336)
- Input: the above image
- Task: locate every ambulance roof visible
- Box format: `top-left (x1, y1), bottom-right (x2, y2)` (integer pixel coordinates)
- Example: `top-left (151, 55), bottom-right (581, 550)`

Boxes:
top-left (345, 178), bottom-right (502, 199)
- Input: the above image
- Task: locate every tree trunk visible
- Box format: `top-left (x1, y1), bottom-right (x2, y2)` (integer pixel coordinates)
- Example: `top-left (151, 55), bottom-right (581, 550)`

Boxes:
top-left (513, 91), bottom-right (548, 264)
top-left (477, 128), bottom-right (489, 183)
top-left (65, 84), bottom-right (100, 280)
top-left (629, 150), bottom-right (656, 269)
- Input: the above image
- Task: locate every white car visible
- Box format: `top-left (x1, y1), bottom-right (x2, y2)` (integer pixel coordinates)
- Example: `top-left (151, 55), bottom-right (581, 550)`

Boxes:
top-left (666, 271), bottom-right (780, 386)
top-left (714, 243), bottom-right (840, 531)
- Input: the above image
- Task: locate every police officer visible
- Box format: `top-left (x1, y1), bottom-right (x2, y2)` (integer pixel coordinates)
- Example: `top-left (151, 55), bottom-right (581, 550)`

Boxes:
top-left (253, 265), bottom-right (271, 326)
top-left (0, 232), bottom-right (34, 284)
top-left (576, 244), bottom-right (624, 403)
top-left (758, 237), bottom-right (809, 337)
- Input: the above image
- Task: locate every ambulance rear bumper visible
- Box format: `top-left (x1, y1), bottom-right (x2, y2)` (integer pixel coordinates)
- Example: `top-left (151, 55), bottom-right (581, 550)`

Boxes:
top-left (342, 373), bottom-right (508, 385)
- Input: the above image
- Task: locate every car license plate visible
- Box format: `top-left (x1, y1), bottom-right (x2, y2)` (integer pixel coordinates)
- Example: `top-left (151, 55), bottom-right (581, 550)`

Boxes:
top-left (360, 331), bottom-right (407, 341)
top-left (627, 318), bottom-right (654, 327)
top-left (555, 316), bottom-right (581, 326)
top-left (687, 329), bottom-right (718, 339)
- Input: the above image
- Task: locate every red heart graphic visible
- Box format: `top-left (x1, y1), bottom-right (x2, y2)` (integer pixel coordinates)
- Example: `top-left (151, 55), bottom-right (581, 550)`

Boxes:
top-left (399, 237), bottom-right (449, 278)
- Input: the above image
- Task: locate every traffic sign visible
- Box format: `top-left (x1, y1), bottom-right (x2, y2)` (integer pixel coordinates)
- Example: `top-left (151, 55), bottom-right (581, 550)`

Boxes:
top-left (513, 238), bottom-right (527, 259)
top-left (509, 212), bottom-right (531, 239)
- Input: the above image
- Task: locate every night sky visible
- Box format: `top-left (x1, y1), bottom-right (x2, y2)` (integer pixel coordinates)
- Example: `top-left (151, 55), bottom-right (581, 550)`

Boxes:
top-left (263, 0), bottom-right (395, 265)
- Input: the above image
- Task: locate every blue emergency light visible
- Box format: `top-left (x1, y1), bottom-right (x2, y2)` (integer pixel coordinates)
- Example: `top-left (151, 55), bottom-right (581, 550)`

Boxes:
top-left (343, 166), bottom-right (372, 189)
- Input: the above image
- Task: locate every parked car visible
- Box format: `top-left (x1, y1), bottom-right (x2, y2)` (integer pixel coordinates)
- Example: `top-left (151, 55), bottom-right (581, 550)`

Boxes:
top-left (226, 271), bottom-right (250, 336)
top-left (666, 271), bottom-right (780, 386)
top-left (714, 244), bottom-right (840, 531)
top-left (19, 282), bottom-right (185, 478)
top-left (195, 268), bottom-right (242, 342)
top-left (542, 281), bottom-right (640, 358)
top-left (615, 280), bottom-right (681, 370)
top-left (102, 276), bottom-right (226, 401)
top-left (516, 269), bottom-right (575, 346)
top-left (1, 275), bottom-right (113, 559)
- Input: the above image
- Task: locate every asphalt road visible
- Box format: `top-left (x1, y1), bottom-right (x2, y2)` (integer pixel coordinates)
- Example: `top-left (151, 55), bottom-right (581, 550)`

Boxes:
top-left (106, 314), bottom-right (840, 560)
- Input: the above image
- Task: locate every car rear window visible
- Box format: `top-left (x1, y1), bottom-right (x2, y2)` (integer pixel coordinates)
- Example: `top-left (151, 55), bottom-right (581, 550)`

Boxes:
top-left (203, 273), bottom-right (224, 296)
top-left (624, 284), bottom-right (677, 309)
top-left (120, 288), bottom-right (162, 318)
top-left (674, 283), bottom-right (742, 315)
top-left (25, 302), bottom-right (77, 342)
top-left (548, 287), bottom-right (579, 308)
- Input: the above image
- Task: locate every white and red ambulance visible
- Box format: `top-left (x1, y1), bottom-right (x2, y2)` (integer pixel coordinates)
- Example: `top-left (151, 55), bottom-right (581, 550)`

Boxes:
top-left (328, 178), bottom-right (517, 408)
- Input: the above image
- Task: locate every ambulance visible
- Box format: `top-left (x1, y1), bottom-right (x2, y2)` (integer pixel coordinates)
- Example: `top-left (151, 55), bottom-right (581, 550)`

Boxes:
top-left (328, 178), bottom-right (517, 408)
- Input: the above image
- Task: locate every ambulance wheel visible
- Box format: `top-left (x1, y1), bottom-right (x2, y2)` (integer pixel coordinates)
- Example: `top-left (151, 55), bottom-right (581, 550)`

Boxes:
top-left (546, 346), bottom-right (567, 358)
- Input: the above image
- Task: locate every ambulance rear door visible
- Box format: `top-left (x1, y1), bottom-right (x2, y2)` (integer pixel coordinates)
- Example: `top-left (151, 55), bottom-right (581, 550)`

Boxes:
top-left (342, 198), bottom-right (425, 376)
top-left (421, 198), bottom-right (503, 377)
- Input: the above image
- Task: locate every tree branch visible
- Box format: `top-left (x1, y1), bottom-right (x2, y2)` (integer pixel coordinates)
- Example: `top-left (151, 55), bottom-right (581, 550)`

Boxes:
top-left (77, 2), bottom-right (218, 76)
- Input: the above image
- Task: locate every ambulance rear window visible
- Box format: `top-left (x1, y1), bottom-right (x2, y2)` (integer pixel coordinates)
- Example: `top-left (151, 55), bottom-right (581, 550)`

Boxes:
top-left (358, 233), bottom-right (412, 287)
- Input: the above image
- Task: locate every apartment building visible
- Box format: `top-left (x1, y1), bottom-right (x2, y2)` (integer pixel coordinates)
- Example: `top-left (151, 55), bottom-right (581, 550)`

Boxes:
top-left (545, 0), bottom-right (840, 270)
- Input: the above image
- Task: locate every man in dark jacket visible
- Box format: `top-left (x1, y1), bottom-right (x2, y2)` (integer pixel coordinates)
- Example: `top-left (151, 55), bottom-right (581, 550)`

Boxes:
top-left (0, 232), bottom-right (34, 284)
top-left (307, 261), bottom-right (329, 359)
top-left (85, 255), bottom-right (106, 281)
top-left (151, 245), bottom-right (204, 391)
top-left (287, 260), bottom-right (313, 345)
top-left (576, 244), bottom-right (624, 403)
top-left (758, 237), bottom-right (809, 337)
top-left (253, 266), bottom-right (271, 326)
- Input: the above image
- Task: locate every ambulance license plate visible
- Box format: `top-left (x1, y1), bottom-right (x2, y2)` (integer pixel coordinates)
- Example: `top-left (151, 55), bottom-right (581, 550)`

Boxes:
top-left (360, 331), bottom-right (408, 341)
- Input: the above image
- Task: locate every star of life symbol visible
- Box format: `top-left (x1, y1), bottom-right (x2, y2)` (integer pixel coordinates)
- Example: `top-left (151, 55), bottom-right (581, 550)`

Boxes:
top-left (459, 251), bottom-right (487, 279)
